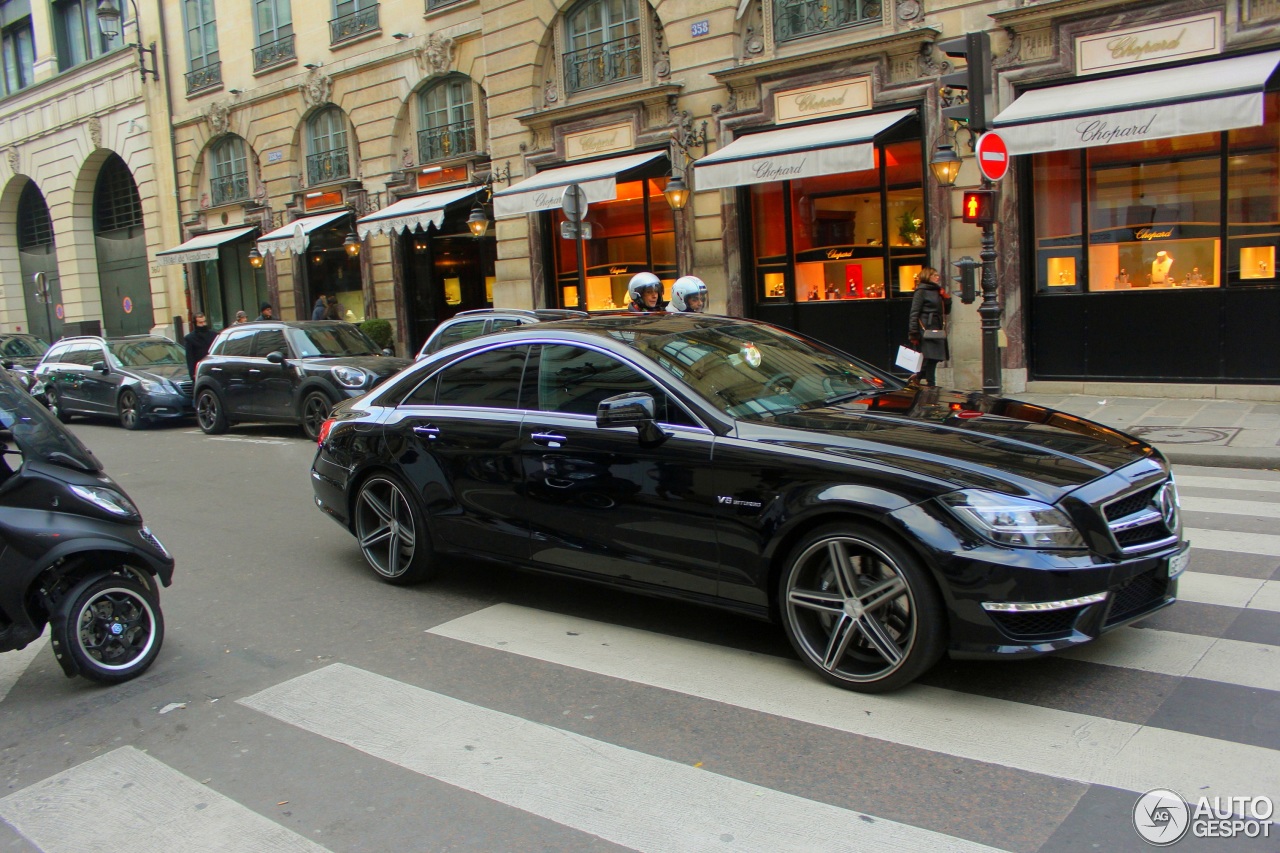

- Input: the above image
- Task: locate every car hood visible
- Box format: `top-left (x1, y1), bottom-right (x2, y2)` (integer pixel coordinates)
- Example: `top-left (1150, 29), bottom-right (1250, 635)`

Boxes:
top-left (2, 355), bottom-right (41, 370)
top-left (304, 355), bottom-right (412, 377)
top-left (753, 386), bottom-right (1156, 498)
top-left (131, 363), bottom-right (191, 383)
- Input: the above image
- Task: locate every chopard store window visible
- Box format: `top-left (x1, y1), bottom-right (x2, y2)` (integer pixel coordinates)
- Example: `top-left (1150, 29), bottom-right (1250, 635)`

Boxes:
top-left (548, 175), bottom-right (676, 310)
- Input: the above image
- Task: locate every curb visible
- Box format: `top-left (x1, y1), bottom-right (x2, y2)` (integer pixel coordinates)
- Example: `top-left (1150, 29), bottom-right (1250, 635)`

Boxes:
top-left (1159, 447), bottom-right (1280, 470)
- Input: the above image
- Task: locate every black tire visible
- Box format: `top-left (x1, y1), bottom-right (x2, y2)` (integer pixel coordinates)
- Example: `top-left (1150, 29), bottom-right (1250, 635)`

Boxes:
top-left (45, 386), bottom-right (72, 422)
top-left (353, 473), bottom-right (436, 585)
top-left (196, 389), bottom-right (228, 434)
top-left (778, 522), bottom-right (944, 693)
top-left (301, 391), bottom-right (333, 442)
top-left (118, 390), bottom-right (145, 430)
top-left (51, 573), bottom-right (164, 684)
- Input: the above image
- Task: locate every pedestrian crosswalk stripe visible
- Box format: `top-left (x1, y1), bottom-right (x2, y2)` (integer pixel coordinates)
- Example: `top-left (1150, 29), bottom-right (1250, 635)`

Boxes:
top-left (0, 634), bottom-right (45, 705)
top-left (241, 663), bottom-right (1007, 853)
top-left (1182, 496), bottom-right (1280, 518)
top-left (1178, 474), bottom-right (1280, 494)
top-left (0, 746), bottom-right (331, 853)
top-left (1186, 527), bottom-right (1280, 556)
top-left (1178, 572), bottom-right (1280, 612)
top-left (1057, 627), bottom-right (1280, 691)
top-left (428, 604), bottom-right (1280, 803)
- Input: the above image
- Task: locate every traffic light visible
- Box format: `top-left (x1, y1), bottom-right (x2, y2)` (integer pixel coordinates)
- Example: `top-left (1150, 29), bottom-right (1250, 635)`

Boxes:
top-left (952, 256), bottom-right (979, 304)
top-left (938, 32), bottom-right (991, 132)
top-left (961, 190), bottom-right (997, 225)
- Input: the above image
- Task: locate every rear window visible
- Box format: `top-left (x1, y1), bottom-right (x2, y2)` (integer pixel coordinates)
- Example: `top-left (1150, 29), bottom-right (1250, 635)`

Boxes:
top-left (429, 346), bottom-right (529, 409)
top-left (429, 320), bottom-right (488, 354)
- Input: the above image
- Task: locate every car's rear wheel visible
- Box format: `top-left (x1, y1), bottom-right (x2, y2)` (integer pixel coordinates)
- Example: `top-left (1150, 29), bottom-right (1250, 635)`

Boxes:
top-left (45, 386), bottom-right (72, 422)
top-left (778, 523), bottom-right (944, 693)
top-left (301, 391), bottom-right (333, 441)
top-left (196, 389), bottom-right (228, 434)
top-left (353, 474), bottom-right (436, 585)
top-left (118, 390), bottom-right (144, 430)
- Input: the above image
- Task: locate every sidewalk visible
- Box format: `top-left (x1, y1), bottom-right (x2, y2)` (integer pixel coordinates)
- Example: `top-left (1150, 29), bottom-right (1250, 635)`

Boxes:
top-left (1013, 392), bottom-right (1280, 469)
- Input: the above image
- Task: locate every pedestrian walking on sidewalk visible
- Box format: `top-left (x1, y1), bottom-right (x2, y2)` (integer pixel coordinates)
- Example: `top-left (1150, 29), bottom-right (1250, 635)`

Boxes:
top-left (908, 267), bottom-right (951, 387)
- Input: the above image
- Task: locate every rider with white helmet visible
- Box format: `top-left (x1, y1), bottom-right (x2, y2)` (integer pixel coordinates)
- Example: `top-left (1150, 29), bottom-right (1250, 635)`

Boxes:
top-left (627, 272), bottom-right (665, 312)
top-left (667, 275), bottom-right (708, 313)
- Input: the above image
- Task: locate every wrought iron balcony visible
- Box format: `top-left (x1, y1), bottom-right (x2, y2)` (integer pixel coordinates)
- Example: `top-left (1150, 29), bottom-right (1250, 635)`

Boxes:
top-left (774, 0), bottom-right (881, 41)
top-left (563, 34), bottom-right (641, 93)
top-left (185, 61), bottom-right (223, 96)
top-left (210, 172), bottom-right (250, 206)
top-left (417, 122), bottom-right (476, 163)
top-left (253, 34), bottom-right (296, 71)
top-left (330, 4), bottom-right (380, 45)
top-left (307, 149), bottom-right (351, 185)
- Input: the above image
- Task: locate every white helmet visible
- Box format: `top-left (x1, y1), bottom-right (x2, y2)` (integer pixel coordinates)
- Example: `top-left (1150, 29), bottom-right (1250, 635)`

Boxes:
top-left (668, 276), bottom-right (708, 313)
top-left (628, 272), bottom-right (663, 304)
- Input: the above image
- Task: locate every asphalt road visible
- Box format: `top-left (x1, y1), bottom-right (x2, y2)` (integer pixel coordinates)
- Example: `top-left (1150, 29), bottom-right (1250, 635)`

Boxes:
top-left (0, 417), bottom-right (1277, 852)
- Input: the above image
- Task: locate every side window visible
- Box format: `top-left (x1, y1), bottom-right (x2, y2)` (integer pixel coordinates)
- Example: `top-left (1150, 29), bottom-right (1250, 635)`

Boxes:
top-left (219, 329), bottom-right (256, 357)
top-left (44, 344), bottom-right (70, 364)
top-left (490, 318), bottom-right (522, 333)
top-left (536, 344), bottom-right (700, 426)
top-left (431, 319), bottom-right (486, 353)
top-left (71, 344), bottom-right (104, 366)
top-left (402, 373), bottom-right (439, 406)
top-left (252, 329), bottom-right (288, 357)
top-left (434, 346), bottom-right (530, 408)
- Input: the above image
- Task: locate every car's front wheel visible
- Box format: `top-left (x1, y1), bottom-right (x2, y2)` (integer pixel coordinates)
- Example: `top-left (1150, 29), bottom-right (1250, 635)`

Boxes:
top-left (353, 474), bottom-right (436, 585)
top-left (778, 523), bottom-right (944, 693)
top-left (45, 386), bottom-right (71, 422)
top-left (51, 573), bottom-right (164, 684)
top-left (196, 389), bottom-right (228, 434)
top-left (118, 389), bottom-right (144, 430)
top-left (301, 391), bottom-right (333, 441)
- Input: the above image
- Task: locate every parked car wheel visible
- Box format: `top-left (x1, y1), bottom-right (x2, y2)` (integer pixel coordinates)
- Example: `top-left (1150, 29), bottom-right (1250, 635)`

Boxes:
top-left (196, 389), bottom-right (228, 434)
top-left (301, 391), bottom-right (333, 441)
top-left (778, 523), bottom-right (944, 693)
top-left (118, 389), bottom-right (144, 430)
top-left (353, 474), bottom-right (436, 585)
top-left (51, 573), bottom-right (164, 684)
top-left (44, 386), bottom-right (71, 422)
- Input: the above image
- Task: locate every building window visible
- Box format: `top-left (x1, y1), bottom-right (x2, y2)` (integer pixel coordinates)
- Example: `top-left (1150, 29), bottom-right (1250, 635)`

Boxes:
top-left (307, 107), bottom-right (350, 185)
top-left (418, 76), bottom-right (476, 163)
top-left (563, 0), bottom-right (641, 94)
top-left (253, 0), bottom-right (293, 70)
top-left (183, 0), bottom-right (221, 94)
top-left (1, 0), bottom-right (34, 94)
top-left (210, 136), bottom-right (249, 205)
top-left (18, 182), bottom-right (52, 249)
top-left (51, 0), bottom-right (122, 72)
top-left (94, 154), bottom-right (144, 233)
top-left (773, 0), bottom-right (881, 42)
top-left (330, 0), bottom-right (378, 44)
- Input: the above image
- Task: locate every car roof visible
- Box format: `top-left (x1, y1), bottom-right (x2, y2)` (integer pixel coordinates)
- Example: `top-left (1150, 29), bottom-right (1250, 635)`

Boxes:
top-left (447, 308), bottom-right (588, 322)
top-left (54, 335), bottom-right (174, 345)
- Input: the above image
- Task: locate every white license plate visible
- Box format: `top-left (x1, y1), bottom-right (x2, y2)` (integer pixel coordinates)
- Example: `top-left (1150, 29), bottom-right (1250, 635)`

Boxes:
top-left (1168, 547), bottom-right (1190, 579)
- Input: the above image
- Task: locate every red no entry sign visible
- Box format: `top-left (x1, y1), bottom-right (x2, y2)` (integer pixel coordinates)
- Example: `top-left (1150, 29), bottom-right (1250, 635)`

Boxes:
top-left (975, 132), bottom-right (1009, 182)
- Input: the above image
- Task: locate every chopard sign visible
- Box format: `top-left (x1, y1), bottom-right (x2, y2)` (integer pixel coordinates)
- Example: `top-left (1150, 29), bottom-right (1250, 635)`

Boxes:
top-left (1076, 115), bottom-right (1156, 145)
top-left (775, 77), bottom-right (872, 124)
top-left (609, 266), bottom-right (629, 274)
top-left (1135, 227), bottom-right (1174, 240)
top-left (751, 158), bottom-right (807, 180)
top-left (1076, 14), bottom-right (1221, 75)
top-left (826, 249), bottom-right (854, 260)
top-left (1107, 30), bottom-right (1186, 62)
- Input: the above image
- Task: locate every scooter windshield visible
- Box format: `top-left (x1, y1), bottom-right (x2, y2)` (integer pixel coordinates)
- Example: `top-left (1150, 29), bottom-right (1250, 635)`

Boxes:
top-left (0, 369), bottom-right (101, 473)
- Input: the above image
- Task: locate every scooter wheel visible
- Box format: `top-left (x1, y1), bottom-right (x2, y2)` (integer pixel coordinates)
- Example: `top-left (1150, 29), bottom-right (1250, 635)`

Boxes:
top-left (52, 573), bottom-right (164, 684)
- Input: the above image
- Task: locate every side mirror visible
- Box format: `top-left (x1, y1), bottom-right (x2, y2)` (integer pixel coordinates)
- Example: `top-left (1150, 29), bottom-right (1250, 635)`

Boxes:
top-left (2, 360), bottom-right (13, 369)
top-left (92, 361), bottom-right (109, 374)
top-left (266, 351), bottom-right (285, 364)
top-left (596, 392), bottom-right (667, 445)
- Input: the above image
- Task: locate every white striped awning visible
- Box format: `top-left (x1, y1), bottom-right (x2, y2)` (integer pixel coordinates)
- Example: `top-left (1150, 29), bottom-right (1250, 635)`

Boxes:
top-left (990, 50), bottom-right (1280, 156)
top-left (155, 227), bottom-right (256, 266)
top-left (256, 210), bottom-right (351, 256)
top-left (694, 109), bottom-right (916, 191)
top-left (493, 151), bottom-right (667, 219)
top-left (356, 186), bottom-right (483, 239)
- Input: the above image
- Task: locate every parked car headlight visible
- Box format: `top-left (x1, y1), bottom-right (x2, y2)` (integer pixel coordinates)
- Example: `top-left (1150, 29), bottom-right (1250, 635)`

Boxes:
top-left (332, 366), bottom-right (369, 389)
top-left (939, 489), bottom-right (1085, 549)
top-left (138, 379), bottom-right (176, 394)
top-left (69, 484), bottom-right (140, 519)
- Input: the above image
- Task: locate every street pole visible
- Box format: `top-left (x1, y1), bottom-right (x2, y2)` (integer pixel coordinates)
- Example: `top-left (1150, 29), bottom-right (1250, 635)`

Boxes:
top-left (574, 228), bottom-right (587, 312)
top-left (978, 182), bottom-right (1001, 396)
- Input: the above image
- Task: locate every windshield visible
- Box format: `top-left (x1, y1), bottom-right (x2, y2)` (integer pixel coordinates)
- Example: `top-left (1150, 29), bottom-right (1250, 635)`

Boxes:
top-left (287, 324), bottom-right (380, 358)
top-left (625, 321), bottom-right (890, 420)
top-left (109, 340), bottom-right (185, 367)
top-left (0, 371), bottom-right (100, 472)
top-left (0, 336), bottom-right (48, 358)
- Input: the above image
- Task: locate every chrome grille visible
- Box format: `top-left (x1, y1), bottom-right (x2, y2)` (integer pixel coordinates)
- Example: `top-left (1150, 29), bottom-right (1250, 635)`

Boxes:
top-left (1102, 481), bottom-right (1178, 554)
top-left (175, 379), bottom-right (194, 399)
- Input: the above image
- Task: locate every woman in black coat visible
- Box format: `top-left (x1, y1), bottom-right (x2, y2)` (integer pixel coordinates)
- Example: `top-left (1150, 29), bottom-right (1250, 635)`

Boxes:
top-left (907, 267), bottom-right (951, 386)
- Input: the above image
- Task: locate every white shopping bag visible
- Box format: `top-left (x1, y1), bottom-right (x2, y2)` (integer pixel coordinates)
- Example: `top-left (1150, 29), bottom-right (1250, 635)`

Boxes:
top-left (895, 345), bottom-right (923, 372)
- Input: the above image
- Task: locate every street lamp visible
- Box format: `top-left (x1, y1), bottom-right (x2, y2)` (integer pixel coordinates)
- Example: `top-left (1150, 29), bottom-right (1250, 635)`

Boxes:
top-left (247, 245), bottom-right (264, 268)
top-left (663, 173), bottom-right (690, 211)
top-left (467, 201), bottom-right (489, 237)
top-left (343, 230), bottom-right (361, 257)
top-left (929, 143), bottom-right (962, 188)
top-left (95, 0), bottom-right (159, 83)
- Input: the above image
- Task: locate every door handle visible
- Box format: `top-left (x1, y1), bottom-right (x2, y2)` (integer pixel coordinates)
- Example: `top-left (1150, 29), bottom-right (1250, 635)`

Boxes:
top-left (210, 366), bottom-right (223, 372)
top-left (412, 424), bottom-right (440, 439)
top-left (531, 431), bottom-right (567, 447)
top-left (248, 368), bottom-right (262, 374)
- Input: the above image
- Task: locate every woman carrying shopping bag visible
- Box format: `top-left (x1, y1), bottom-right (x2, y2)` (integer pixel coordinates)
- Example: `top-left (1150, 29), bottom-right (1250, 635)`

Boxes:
top-left (907, 267), bottom-right (951, 386)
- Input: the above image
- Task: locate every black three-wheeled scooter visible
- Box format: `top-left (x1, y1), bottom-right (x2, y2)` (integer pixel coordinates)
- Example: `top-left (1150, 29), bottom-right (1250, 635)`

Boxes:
top-left (0, 369), bottom-right (173, 683)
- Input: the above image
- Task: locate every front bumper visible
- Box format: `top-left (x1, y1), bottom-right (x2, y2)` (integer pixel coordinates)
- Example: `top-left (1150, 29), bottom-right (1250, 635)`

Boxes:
top-left (140, 391), bottom-right (195, 420)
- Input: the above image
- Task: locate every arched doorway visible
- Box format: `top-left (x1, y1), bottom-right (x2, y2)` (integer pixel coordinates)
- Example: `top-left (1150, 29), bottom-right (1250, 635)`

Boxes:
top-left (93, 154), bottom-right (152, 336)
top-left (17, 182), bottom-right (62, 342)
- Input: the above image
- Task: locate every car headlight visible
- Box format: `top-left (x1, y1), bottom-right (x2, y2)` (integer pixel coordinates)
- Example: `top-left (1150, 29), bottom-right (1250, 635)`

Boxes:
top-left (939, 489), bottom-right (1085, 549)
top-left (332, 366), bottom-right (369, 389)
top-left (138, 379), bottom-right (175, 394)
top-left (69, 484), bottom-right (140, 519)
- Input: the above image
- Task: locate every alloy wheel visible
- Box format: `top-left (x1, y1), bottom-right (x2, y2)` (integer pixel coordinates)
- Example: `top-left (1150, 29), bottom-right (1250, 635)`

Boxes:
top-left (302, 394), bottom-right (331, 441)
top-left (119, 391), bottom-right (140, 430)
top-left (74, 585), bottom-right (159, 673)
top-left (354, 478), bottom-right (418, 580)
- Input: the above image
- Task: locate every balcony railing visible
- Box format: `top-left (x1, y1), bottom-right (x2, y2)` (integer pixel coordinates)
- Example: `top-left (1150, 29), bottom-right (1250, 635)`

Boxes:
top-left (563, 33), bottom-right (641, 93)
top-left (330, 4), bottom-right (380, 45)
top-left (210, 172), bottom-right (250, 206)
top-left (185, 61), bottom-right (223, 96)
top-left (417, 121), bottom-right (476, 163)
top-left (253, 33), bottom-right (296, 71)
top-left (307, 149), bottom-right (350, 185)
top-left (774, 0), bottom-right (881, 41)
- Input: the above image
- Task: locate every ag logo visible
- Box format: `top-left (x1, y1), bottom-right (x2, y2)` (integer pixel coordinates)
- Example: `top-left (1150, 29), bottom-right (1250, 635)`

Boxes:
top-left (1134, 788), bottom-right (1190, 845)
